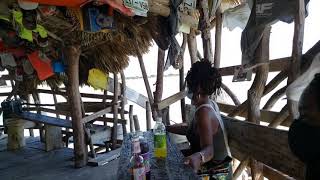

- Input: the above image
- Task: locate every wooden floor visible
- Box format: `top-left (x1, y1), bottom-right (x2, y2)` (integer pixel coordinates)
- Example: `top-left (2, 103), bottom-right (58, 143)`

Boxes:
top-left (0, 137), bottom-right (119, 180)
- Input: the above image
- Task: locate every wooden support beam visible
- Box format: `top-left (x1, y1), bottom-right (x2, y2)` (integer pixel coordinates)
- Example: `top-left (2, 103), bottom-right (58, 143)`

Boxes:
top-left (247, 26), bottom-right (271, 180)
top-left (221, 83), bottom-right (240, 105)
top-left (224, 116), bottom-right (304, 179)
top-left (137, 48), bottom-right (155, 111)
top-left (120, 71), bottom-right (127, 135)
top-left (146, 101), bottom-right (151, 131)
top-left (268, 105), bottom-right (289, 128)
top-left (133, 115), bottom-right (140, 131)
top-left (214, 6), bottom-right (222, 68)
top-left (66, 45), bottom-right (87, 168)
top-left (187, 29), bottom-right (198, 64)
top-left (219, 57), bottom-right (290, 76)
top-left (233, 156), bottom-right (250, 179)
top-left (154, 47), bottom-right (165, 119)
top-left (288, 0), bottom-right (305, 120)
top-left (228, 70), bottom-right (288, 118)
top-left (200, 0), bottom-right (213, 62)
top-left (155, 91), bottom-right (186, 110)
top-left (129, 105), bottom-right (134, 132)
top-left (180, 33), bottom-right (187, 122)
top-left (81, 107), bottom-right (113, 124)
top-left (263, 86), bottom-right (287, 110)
top-left (112, 73), bottom-right (119, 150)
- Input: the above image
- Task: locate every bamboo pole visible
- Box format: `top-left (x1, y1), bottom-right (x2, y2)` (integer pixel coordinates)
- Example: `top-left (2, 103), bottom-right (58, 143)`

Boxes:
top-left (214, 6), bottom-right (222, 67)
top-left (263, 86), bottom-right (287, 110)
top-left (180, 33), bottom-right (187, 122)
top-left (247, 27), bottom-right (271, 180)
top-left (112, 73), bottom-right (119, 150)
top-left (187, 29), bottom-right (198, 64)
top-left (288, 0), bottom-right (305, 120)
top-left (66, 45), bottom-right (87, 168)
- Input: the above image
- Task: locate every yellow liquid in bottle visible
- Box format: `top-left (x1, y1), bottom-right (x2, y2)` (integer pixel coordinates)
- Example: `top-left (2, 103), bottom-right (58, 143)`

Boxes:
top-left (154, 133), bottom-right (167, 158)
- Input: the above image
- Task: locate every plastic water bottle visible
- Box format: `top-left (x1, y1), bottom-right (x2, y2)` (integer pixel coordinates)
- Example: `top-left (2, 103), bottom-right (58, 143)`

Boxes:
top-left (153, 117), bottom-right (167, 158)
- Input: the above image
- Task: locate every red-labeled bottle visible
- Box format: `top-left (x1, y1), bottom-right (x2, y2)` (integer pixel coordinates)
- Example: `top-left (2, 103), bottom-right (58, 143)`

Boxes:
top-left (130, 133), bottom-right (146, 180)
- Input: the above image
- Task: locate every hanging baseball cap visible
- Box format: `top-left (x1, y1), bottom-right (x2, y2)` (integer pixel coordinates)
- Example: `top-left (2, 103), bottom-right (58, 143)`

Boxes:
top-left (18, 0), bottom-right (39, 10)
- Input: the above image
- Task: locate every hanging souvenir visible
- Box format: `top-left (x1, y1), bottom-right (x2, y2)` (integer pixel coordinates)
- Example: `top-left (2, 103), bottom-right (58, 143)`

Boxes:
top-left (0, 53), bottom-right (17, 67)
top-left (15, 66), bottom-right (24, 81)
top-left (123, 0), bottom-right (149, 17)
top-left (82, 4), bottom-right (115, 32)
top-left (38, 5), bottom-right (57, 16)
top-left (52, 61), bottom-right (65, 73)
top-left (177, 0), bottom-right (199, 34)
top-left (22, 58), bottom-right (34, 75)
top-left (27, 51), bottom-right (54, 80)
top-left (25, 0), bottom-right (88, 7)
top-left (87, 68), bottom-right (108, 90)
top-left (18, 0), bottom-right (38, 30)
top-left (95, 0), bottom-right (134, 16)
top-left (12, 10), bottom-right (48, 44)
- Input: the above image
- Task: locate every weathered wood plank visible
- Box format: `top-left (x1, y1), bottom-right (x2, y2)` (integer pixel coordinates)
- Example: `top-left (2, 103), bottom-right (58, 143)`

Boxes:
top-left (155, 91), bottom-right (186, 110)
top-left (223, 116), bottom-right (304, 179)
top-left (88, 148), bottom-right (121, 166)
top-left (17, 112), bottom-right (72, 128)
top-left (81, 107), bottom-right (113, 124)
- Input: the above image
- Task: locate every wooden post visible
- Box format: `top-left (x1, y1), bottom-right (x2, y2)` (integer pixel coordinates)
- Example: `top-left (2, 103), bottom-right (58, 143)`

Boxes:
top-left (146, 101), bottom-right (151, 130)
top-left (45, 89), bottom-right (63, 151)
top-left (6, 119), bottom-right (25, 150)
top-left (136, 48), bottom-right (156, 120)
top-left (120, 71), bottom-right (127, 135)
top-left (187, 29), bottom-right (198, 64)
top-left (199, 0), bottom-right (213, 62)
top-left (180, 34), bottom-right (187, 122)
top-left (268, 105), bottom-right (289, 128)
top-left (214, 6), bottom-right (222, 67)
top-left (66, 45), bottom-right (87, 168)
top-left (32, 93), bottom-right (45, 142)
top-left (102, 89), bottom-right (108, 126)
top-left (26, 95), bottom-right (34, 137)
top-left (288, 0), bottom-right (305, 120)
top-left (112, 73), bottom-right (119, 150)
top-left (154, 47), bottom-right (165, 119)
top-left (133, 115), bottom-right (140, 131)
top-left (129, 105), bottom-right (134, 132)
top-left (233, 156), bottom-right (250, 179)
top-left (247, 27), bottom-right (271, 180)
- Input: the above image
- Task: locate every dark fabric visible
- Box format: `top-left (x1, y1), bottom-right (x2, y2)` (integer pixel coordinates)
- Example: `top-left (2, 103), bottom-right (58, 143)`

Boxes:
top-left (241, 0), bottom-right (310, 65)
top-left (306, 162), bottom-right (320, 180)
top-left (164, 36), bottom-right (182, 70)
top-left (288, 119), bottom-right (320, 163)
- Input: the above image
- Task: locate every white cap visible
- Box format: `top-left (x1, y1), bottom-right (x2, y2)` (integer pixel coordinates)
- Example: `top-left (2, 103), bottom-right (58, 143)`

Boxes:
top-left (18, 0), bottom-right (39, 10)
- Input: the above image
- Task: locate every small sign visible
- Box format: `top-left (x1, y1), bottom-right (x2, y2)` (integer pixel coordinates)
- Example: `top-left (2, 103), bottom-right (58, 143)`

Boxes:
top-left (232, 66), bottom-right (252, 82)
top-left (124, 0), bottom-right (149, 16)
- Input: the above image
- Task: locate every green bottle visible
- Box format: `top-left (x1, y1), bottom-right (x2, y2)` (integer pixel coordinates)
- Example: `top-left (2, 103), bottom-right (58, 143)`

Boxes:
top-left (153, 117), bottom-right (167, 158)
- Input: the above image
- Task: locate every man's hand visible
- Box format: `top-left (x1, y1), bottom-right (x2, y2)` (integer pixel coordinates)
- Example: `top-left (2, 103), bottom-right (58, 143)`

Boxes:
top-left (184, 153), bottom-right (202, 172)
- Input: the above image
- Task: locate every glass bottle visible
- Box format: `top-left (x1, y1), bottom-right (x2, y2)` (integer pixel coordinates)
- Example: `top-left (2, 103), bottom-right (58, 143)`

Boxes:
top-left (153, 117), bottom-right (167, 158)
top-left (137, 131), bottom-right (150, 180)
top-left (130, 134), bottom-right (146, 180)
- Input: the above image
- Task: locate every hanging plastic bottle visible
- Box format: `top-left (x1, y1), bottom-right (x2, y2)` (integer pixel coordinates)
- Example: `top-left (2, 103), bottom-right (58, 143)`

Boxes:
top-left (153, 117), bottom-right (167, 158)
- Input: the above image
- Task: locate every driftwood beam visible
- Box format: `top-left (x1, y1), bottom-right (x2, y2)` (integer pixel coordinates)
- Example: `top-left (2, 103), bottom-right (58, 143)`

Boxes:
top-left (154, 47), bottom-right (165, 119)
top-left (180, 33), bottom-right (187, 122)
top-left (66, 45), bottom-right (87, 168)
top-left (263, 86), bottom-right (287, 110)
top-left (112, 74), bottom-right (119, 150)
top-left (214, 6), bottom-right (222, 67)
top-left (287, 0), bottom-right (305, 120)
top-left (146, 101), bottom-right (152, 130)
top-left (81, 107), bottom-right (113, 124)
top-left (268, 105), bottom-right (289, 128)
top-left (221, 83), bottom-right (240, 105)
top-left (155, 91), bottom-right (186, 110)
top-left (247, 27), bottom-right (271, 180)
top-left (120, 71), bottom-right (127, 135)
top-left (233, 156), bottom-right (250, 179)
top-left (187, 29), bottom-right (198, 64)
top-left (200, 0), bottom-right (213, 62)
top-left (129, 105), bottom-right (134, 132)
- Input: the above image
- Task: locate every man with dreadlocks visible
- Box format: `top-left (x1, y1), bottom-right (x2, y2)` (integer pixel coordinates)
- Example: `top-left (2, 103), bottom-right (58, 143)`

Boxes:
top-left (288, 73), bottom-right (320, 180)
top-left (167, 60), bottom-right (232, 180)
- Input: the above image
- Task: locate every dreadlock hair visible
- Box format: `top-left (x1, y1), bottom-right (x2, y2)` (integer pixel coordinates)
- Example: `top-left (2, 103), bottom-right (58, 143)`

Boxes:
top-left (185, 59), bottom-right (222, 97)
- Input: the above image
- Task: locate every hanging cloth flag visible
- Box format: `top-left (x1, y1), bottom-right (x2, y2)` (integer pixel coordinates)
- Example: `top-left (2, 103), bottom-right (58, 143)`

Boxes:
top-left (27, 51), bottom-right (54, 80)
top-left (87, 68), bottom-right (108, 90)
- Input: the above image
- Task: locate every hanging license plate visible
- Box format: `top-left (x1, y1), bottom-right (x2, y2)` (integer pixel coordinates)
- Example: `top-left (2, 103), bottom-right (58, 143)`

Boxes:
top-left (124, 0), bottom-right (149, 15)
